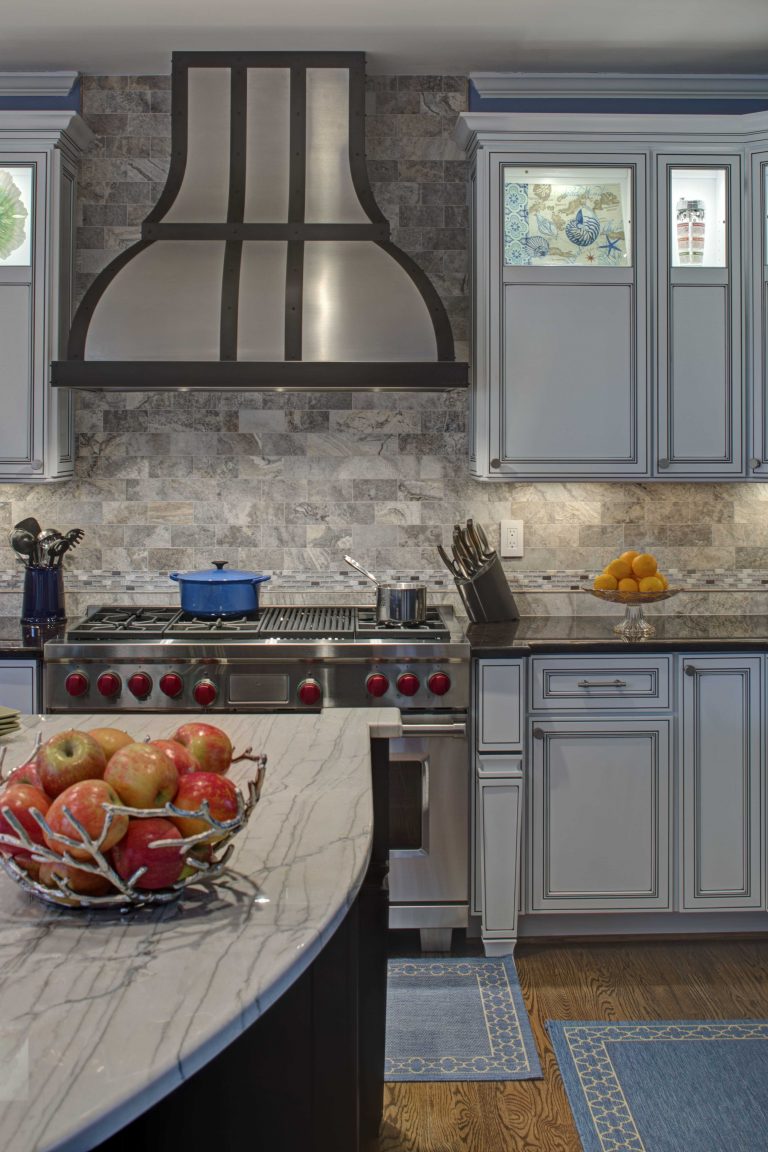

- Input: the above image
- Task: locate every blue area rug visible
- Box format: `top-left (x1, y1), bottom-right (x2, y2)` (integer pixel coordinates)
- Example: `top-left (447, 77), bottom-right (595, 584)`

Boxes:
top-left (548, 1019), bottom-right (768, 1152)
top-left (385, 956), bottom-right (542, 1081)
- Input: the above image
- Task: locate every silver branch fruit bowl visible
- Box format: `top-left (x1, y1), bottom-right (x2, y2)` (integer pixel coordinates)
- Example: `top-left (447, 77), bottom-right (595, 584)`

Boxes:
top-left (0, 747), bottom-right (267, 910)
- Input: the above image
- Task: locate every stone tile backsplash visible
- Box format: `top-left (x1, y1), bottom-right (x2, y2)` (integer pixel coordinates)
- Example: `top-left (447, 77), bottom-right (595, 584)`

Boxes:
top-left (3, 72), bottom-right (768, 615)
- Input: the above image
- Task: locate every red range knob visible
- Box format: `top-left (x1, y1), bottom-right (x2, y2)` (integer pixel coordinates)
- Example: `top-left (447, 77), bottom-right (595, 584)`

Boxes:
top-left (397, 673), bottom-right (420, 697)
top-left (64, 672), bottom-right (89, 697)
top-left (159, 672), bottom-right (184, 698)
top-left (193, 680), bottom-right (217, 707)
top-left (127, 672), bottom-right (153, 699)
top-left (366, 673), bottom-right (390, 698)
top-left (96, 672), bottom-right (122, 698)
top-left (298, 679), bottom-right (322, 706)
top-left (428, 672), bottom-right (451, 696)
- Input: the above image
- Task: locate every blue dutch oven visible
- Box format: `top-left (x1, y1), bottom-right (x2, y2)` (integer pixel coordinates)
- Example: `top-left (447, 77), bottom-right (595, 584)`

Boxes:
top-left (169, 561), bottom-right (270, 617)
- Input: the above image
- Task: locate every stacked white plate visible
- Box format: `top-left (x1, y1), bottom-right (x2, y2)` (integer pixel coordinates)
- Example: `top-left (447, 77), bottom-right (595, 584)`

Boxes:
top-left (0, 706), bottom-right (21, 740)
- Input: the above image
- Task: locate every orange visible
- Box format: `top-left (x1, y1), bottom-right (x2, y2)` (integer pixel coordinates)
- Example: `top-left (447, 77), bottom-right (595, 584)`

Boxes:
top-left (657, 572), bottom-right (669, 589)
top-left (618, 577), bottom-right (639, 593)
top-left (631, 553), bottom-right (658, 579)
top-left (638, 575), bottom-right (664, 593)
top-left (593, 573), bottom-right (618, 591)
top-left (604, 558), bottom-right (632, 580)
top-left (619, 550), bottom-right (640, 565)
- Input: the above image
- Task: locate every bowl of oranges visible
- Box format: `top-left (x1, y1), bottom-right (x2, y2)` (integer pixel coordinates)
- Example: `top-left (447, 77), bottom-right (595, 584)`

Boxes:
top-left (586, 551), bottom-right (677, 637)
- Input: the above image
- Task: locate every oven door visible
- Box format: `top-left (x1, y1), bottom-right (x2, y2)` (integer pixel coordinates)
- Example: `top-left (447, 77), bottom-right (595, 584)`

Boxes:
top-left (387, 712), bottom-right (469, 927)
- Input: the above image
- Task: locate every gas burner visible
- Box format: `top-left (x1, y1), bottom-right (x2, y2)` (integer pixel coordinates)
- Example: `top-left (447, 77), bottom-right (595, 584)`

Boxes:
top-left (67, 606), bottom-right (180, 640)
top-left (166, 612), bottom-right (263, 637)
top-left (355, 607), bottom-right (451, 642)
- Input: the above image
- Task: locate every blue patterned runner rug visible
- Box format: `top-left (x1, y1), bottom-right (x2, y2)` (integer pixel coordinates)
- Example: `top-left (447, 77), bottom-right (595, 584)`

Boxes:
top-left (548, 1019), bottom-right (768, 1152)
top-left (384, 956), bottom-right (542, 1082)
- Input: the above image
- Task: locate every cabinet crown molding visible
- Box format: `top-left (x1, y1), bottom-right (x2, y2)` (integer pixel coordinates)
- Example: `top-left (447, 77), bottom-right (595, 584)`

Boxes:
top-left (0, 72), bottom-right (78, 97)
top-left (470, 72), bottom-right (768, 102)
top-left (0, 111), bottom-right (93, 156)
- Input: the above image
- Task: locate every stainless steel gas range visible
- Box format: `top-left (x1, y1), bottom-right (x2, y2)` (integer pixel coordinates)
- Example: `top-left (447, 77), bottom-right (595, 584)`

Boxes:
top-left (44, 604), bottom-right (470, 950)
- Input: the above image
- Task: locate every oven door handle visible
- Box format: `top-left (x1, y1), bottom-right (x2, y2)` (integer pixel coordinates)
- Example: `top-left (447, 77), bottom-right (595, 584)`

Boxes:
top-left (400, 722), bottom-right (467, 737)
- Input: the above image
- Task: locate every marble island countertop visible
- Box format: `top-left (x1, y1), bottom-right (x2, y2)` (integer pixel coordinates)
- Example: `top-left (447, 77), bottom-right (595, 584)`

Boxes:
top-left (0, 708), bottom-right (400, 1152)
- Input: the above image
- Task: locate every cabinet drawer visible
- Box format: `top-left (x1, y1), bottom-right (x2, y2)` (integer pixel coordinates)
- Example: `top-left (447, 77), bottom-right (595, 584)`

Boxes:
top-left (531, 655), bottom-right (671, 711)
top-left (476, 660), bottom-right (524, 750)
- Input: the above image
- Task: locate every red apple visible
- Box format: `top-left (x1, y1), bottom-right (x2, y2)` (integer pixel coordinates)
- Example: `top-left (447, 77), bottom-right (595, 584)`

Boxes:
top-left (44, 779), bottom-right (128, 861)
top-left (147, 739), bottom-right (200, 779)
top-left (2, 756), bottom-right (45, 793)
top-left (104, 743), bottom-right (179, 808)
top-left (170, 772), bottom-right (240, 840)
top-left (170, 723), bottom-right (233, 775)
top-left (39, 860), bottom-right (113, 897)
top-left (0, 784), bottom-right (50, 858)
top-left (38, 730), bottom-right (107, 798)
top-left (110, 818), bottom-right (185, 890)
top-left (87, 727), bottom-right (135, 763)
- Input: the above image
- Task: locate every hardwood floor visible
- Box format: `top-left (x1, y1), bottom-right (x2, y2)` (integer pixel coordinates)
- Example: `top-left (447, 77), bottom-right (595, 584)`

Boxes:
top-left (380, 934), bottom-right (768, 1151)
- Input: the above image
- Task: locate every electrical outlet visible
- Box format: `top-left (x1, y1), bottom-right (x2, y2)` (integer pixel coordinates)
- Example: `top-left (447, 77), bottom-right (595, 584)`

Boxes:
top-left (500, 520), bottom-right (524, 558)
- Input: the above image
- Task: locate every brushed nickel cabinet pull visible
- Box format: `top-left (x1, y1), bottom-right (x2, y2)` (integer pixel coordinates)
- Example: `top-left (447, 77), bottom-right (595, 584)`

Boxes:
top-left (576, 678), bottom-right (628, 688)
top-left (658, 458), bottom-right (670, 469)
top-left (685, 665), bottom-right (697, 676)
top-left (533, 727), bottom-right (544, 740)
top-left (490, 458), bottom-right (501, 469)
top-left (750, 457), bottom-right (762, 470)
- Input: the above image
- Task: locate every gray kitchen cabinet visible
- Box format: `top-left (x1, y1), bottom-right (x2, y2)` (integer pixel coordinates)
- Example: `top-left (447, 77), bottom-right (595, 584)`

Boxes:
top-left (656, 156), bottom-right (743, 476)
top-left (529, 717), bottom-right (672, 911)
top-left (0, 113), bottom-right (91, 482)
top-left (679, 655), bottom-right (762, 910)
top-left (456, 110), bottom-right (768, 482)
top-left (476, 659), bottom-right (523, 750)
top-left (0, 658), bottom-right (39, 713)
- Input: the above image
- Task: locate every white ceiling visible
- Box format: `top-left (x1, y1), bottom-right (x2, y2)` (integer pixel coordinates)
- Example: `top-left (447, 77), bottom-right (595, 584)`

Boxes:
top-left (4, 0), bottom-right (768, 76)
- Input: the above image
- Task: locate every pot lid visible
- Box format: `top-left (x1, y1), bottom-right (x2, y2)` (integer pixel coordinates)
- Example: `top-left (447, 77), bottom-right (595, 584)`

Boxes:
top-left (51, 51), bottom-right (468, 394)
top-left (170, 562), bottom-right (271, 585)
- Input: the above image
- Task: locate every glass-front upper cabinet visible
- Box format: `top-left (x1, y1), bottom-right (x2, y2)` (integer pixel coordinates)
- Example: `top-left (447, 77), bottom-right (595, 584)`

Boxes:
top-left (668, 167), bottom-right (728, 268)
top-left (0, 164), bottom-right (33, 268)
top-left (502, 165), bottom-right (633, 268)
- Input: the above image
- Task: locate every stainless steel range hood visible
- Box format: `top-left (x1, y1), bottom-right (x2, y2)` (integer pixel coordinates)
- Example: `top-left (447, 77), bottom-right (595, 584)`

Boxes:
top-left (52, 52), bottom-right (468, 392)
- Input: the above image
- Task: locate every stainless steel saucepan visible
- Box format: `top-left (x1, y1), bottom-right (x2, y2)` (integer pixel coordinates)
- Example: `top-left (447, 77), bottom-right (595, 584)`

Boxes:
top-left (344, 555), bottom-right (427, 625)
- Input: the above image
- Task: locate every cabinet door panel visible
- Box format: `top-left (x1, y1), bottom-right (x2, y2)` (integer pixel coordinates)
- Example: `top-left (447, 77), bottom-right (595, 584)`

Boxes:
top-left (0, 660), bottom-right (39, 713)
top-left (0, 285), bottom-right (32, 462)
top-left (476, 660), bottom-right (523, 750)
top-left (500, 283), bottom-right (643, 473)
top-left (531, 719), bottom-right (670, 911)
top-left (680, 657), bottom-right (762, 909)
top-left (669, 285), bottom-right (731, 460)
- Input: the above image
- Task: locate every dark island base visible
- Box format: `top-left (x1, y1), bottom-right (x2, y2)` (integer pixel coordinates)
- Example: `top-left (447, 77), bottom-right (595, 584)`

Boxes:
top-left (94, 737), bottom-right (390, 1152)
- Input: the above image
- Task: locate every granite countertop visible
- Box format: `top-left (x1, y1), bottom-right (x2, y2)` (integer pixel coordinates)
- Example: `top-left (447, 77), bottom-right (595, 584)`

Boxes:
top-left (467, 614), bottom-right (768, 655)
top-left (0, 618), bottom-right (65, 656)
top-left (0, 708), bottom-right (400, 1152)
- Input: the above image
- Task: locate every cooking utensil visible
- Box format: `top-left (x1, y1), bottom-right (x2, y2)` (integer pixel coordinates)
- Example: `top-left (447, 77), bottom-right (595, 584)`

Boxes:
top-left (36, 529), bottom-right (63, 566)
top-left (49, 528), bottom-right (85, 567)
top-left (452, 526), bottom-right (477, 576)
top-left (343, 555), bottom-right (427, 624)
top-left (169, 561), bottom-right (271, 618)
top-left (437, 544), bottom-right (463, 580)
top-left (14, 517), bottom-right (41, 539)
top-left (9, 529), bottom-right (38, 566)
top-left (473, 520), bottom-right (493, 558)
top-left (466, 519), bottom-right (493, 562)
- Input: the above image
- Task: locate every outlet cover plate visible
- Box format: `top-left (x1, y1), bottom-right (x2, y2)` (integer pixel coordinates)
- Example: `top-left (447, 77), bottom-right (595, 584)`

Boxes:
top-left (500, 520), bottom-right (524, 558)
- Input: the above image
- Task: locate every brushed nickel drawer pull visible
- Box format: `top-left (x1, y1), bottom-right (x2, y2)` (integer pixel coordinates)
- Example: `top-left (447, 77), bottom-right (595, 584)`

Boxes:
top-left (576, 678), bottom-right (628, 688)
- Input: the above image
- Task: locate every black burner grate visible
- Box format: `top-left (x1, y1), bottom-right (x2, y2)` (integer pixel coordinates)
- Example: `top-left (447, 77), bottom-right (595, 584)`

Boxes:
top-left (67, 607), bottom-right (180, 640)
